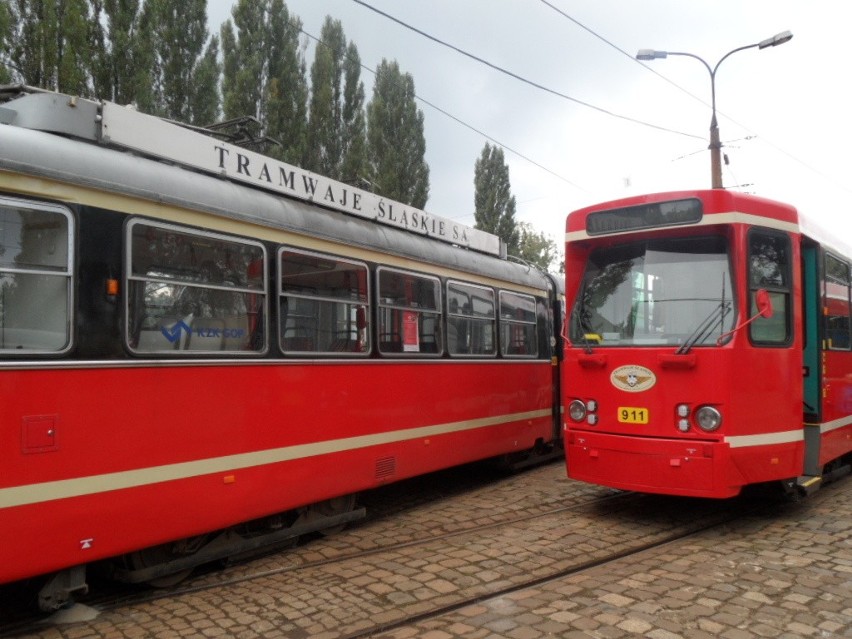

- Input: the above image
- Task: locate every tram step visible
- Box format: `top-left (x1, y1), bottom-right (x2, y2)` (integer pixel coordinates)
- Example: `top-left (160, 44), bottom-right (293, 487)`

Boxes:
top-left (795, 474), bottom-right (822, 496)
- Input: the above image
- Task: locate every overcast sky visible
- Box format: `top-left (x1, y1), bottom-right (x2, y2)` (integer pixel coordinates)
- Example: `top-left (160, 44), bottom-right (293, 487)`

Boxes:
top-left (209, 0), bottom-right (851, 255)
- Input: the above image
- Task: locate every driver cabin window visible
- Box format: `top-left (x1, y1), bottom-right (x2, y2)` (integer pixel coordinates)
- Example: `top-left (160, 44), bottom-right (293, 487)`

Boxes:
top-left (748, 229), bottom-right (791, 345)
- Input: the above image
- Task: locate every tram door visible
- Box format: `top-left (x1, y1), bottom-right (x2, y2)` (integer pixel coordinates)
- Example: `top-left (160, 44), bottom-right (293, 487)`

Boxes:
top-left (801, 244), bottom-right (822, 475)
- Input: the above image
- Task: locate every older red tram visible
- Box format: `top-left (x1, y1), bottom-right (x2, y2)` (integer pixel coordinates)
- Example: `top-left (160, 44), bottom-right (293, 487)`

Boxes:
top-left (0, 88), bottom-right (562, 609)
top-left (563, 189), bottom-right (851, 499)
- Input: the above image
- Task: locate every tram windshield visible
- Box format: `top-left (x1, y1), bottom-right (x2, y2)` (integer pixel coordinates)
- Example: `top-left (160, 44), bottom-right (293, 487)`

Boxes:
top-left (571, 236), bottom-right (734, 348)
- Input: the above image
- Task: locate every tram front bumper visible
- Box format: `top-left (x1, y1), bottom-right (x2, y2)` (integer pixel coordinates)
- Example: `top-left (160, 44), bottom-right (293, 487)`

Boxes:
top-left (566, 430), bottom-right (740, 498)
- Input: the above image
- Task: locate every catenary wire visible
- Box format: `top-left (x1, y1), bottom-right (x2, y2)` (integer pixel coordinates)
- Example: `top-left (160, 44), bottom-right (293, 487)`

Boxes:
top-left (351, 0), bottom-right (705, 142)
top-left (536, 0), bottom-right (852, 195)
top-left (296, 26), bottom-right (587, 193)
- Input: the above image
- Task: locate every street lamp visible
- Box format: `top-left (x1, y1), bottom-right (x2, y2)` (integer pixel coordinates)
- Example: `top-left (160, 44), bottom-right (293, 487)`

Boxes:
top-left (636, 30), bottom-right (793, 189)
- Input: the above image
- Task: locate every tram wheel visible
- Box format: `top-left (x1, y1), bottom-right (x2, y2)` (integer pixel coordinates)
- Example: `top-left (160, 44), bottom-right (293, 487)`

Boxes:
top-left (299, 494), bottom-right (358, 536)
top-left (125, 536), bottom-right (206, 587)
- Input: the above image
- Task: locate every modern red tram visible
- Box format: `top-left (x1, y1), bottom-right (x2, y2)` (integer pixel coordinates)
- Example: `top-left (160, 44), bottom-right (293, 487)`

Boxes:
top-left (562, 189), bottom-right (852, 499)
top-left (0, 87), bottom-right (562, 610)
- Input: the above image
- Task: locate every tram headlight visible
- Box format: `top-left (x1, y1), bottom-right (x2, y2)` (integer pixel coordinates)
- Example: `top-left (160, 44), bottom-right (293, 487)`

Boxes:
top-left (568, 400), bottom-right (587, 422)
top-left (695, 406), bottom-right (722, 432)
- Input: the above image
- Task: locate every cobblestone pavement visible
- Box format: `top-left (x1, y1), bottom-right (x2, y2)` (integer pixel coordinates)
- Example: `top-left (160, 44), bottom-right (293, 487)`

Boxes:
top-left (377, 478), bottom-right (852, 639)
top-left (6, 464), bottom-right (851, 639)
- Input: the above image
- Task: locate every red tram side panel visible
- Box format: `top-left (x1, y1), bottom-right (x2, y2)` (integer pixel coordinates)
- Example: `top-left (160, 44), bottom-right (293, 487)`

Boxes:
top-left (2, 361), bottom-right (554, 584)
top-left (562, 190), bottom-right (852, 498)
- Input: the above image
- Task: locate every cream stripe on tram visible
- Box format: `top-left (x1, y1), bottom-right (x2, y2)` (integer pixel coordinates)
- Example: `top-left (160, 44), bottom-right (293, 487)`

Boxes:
top-left (724, 429), bottom-right (804, 449)
top-left (0, 408), bottom-right (552, 510)
top-left (0, 173), bottom-right (548, 298)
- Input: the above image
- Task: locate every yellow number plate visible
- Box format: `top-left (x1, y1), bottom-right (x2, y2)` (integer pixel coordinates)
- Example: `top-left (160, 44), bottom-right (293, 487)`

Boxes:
top-left (618, 407), bottom-right (649, 424)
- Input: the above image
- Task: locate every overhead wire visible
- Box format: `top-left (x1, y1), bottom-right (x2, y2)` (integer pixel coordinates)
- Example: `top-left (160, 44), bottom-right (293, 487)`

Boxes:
top-left (536, 0), bottom-right (852, 195)
top-left (296, 23), bottom-right (586, 192)
top-left (352, 0), bottom-right (704, 142)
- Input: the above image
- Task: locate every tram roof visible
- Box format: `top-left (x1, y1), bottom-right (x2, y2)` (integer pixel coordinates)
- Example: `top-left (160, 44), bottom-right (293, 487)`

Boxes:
top-left (566, 189), bottom-right (851, 260)
top-left (0, 87), bottom-right (551, 290)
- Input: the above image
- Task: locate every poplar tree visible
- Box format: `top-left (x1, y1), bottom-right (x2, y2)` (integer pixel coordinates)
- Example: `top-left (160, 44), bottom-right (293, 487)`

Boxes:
top-left (305, 17), bottom-right (345, 176)
top-left (89, 0), bottom-right (153, 107)
top-left (474, 143), bottom-right (519, 255)
top-left (0, 2), bottom-right (14, 83)
top-left (305, 17), bottom-right (367, 183)
top-left (221, 0), bottom-right (307, 164)
top-left (8, 0), bottom-right (92, 95)
top-left (366, 59), bottom-right (429, 208)
top-left (339, 41), bottom-right (368, 187)
top-left (141, 0), bottom-right (220, 125)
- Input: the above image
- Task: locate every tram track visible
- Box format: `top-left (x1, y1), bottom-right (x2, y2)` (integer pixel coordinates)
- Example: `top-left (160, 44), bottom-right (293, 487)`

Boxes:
top-left (1, 489), bottom-right (741, 639)
top-left (0, 461), bottom-right (585, 633)
top-left (51, 488), bottom-right (632, 616)
top-left (337, 512), bottom-right (741, 639)
top-left (1, 465), bottom-right (800, 639)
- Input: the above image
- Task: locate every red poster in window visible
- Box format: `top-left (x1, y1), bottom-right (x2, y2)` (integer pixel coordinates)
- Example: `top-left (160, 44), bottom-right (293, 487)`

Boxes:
top-left (402, 311), bottom-right (420, 352)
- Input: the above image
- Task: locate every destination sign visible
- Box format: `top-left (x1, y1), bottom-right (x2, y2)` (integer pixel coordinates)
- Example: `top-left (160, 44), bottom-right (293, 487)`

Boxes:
top-left (586, 198), bottom-right (703, 236)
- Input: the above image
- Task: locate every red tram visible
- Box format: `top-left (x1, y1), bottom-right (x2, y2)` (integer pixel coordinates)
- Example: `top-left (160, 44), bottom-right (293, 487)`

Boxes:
top-left (0, 87), bottom-right (562, 610)
top-left (562, 189), bottom-right (852, 499)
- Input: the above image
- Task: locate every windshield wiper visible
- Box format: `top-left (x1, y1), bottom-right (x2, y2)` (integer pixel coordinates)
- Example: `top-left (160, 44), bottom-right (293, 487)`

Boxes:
top-left (676, 300), bottom-right (732, 355)
top-left (570, 307), bottom-right (595, 354)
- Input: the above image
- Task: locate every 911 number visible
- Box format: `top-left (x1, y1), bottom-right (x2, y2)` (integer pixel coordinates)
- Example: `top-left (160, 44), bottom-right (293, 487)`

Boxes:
top-left (618, 407), bottom-right (648, 424)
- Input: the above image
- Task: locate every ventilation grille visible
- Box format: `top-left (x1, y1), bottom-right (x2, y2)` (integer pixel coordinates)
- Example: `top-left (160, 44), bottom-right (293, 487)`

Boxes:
top-left (375, 456), bottom-right (397, 481)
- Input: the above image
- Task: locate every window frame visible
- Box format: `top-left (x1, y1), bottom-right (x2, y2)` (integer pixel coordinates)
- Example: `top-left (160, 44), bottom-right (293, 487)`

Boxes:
top-left (824, 252), bottom-right (851, 351)
top-left (278, 246), bottom-right (371, 356)
top-left (747, 228), bottom-right (793, 347)
top-left (446, 279), bottom-right (497, 358)
top-left (499, 290), bottom-right (539, 358)
top-left (125, 219), bottom-right (268, 356)
top-left (376, 266), bottom-right (443, 357)
top-left (0, 196), bottom-right (75, 356)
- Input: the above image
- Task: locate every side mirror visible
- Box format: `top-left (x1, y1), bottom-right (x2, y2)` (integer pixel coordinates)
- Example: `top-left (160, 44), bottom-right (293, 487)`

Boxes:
top-left (716, 289), bottom-right (775, 346)
top-left (755, 289), bottom-right (774, 318)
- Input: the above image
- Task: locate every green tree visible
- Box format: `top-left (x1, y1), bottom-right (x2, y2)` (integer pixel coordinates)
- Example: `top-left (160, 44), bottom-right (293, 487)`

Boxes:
top-left (304, 17), bottom-right (367, 183)
top-left (339, 41), bottom-right (368, 186)
top-left (89, 0), bottom-right (153, 106)
top-left (221, 0), bottom-right (307, 164)
top-left (305, 17), bottom-right (344, 176)
top-left (8, 0), bottom-right (92, 95)
top-left (0, 2), bottom-right (15, 83)
top-left (517, 222), bottom-right (560, 272)
top-left (366, 59), bottom-right (429, 208)
top-left (141, 0), bottom-right (220, 124)
top-left (474, 143), bottom-right (519, 255)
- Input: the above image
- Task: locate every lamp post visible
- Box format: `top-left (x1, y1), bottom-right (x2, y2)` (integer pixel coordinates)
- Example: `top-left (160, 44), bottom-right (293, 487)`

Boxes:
top-left (636, 30), bottom-right (792, 189)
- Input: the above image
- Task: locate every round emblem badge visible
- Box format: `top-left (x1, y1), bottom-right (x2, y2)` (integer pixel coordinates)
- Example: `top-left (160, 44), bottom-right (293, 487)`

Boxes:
top-left (610, 365), bottom-right (656, 392)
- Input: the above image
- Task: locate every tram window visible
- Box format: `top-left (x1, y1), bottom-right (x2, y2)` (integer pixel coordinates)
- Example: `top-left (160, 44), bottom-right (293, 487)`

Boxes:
top-left (499, 291), bottom-right (538, 357)
top-left (377, 268), bottom-right (441, 355)
top-left (748, 230), bottom-right (791, 345)
top-left (279, 249), bottom-right (370, 354)
top-left (0, 198), bottom-right (73, 353)
top-left (126, 221), bottom-right (267, 354)
top-left (824, 254), bottom-right (851, 350)
top-left (572, 237), bottom-right (734, 348)
top-left (447, 281), bottom-right (496, 356)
